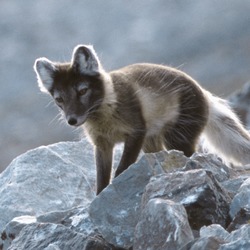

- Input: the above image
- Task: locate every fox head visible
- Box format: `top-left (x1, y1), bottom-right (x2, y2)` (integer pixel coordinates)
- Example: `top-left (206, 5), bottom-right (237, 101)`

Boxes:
top-left (34, 45), bottom-right (106, 126)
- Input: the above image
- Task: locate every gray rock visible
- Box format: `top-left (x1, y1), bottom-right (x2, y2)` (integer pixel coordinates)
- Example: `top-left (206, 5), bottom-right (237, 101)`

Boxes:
top-left (89, 152), bottom-right (171, 249)
top-left (222, 176), bottom-right (250, 198)
top-left (142, 169), bottom-right (231, 230)
top-left (84, 235), bottom-right (125, 250)
top-left (227, 208), bottom-right (250, 232)
top-left (59, 206), bottom-right (97, 237)
top-left (217, 224), bottom-right (250, 249)
top-left (184, 153), bottom-right (231, 182)
top-left (230, 177), bottom-right (250, 218)
top-left (8, 223), bottom-right (87, 250)
top-left (37, 208), bottom-right (81, 225)
top-left (181, 236), bottom-right (225, 250)
top-left (1, 204), bottom-right (126, 250)
top-left (200, 224), bottom-right (230, 241)
top-left (134, 198), bottom-right (194, 250)
top-left (154, 150), bottom-right (188, 172)
top-left (0, 216), bottom-right (37, 250)
top-left (0, 140), bottom-right (96, 233)
top-left (220, 240), bottom-right (250, 250)
top-left (225, 224), bottom-right (250, 243)
top-left (35, 205), bottom-right (98, 237)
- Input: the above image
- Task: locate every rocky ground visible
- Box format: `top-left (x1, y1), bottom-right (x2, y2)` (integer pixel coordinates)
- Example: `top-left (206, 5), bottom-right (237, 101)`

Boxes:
top-left (0, 83), bottom-right (250, 249)
top-left (1, 0), bottom-right (250, 171)
top-left (1, 141), bottom-right (250, 249)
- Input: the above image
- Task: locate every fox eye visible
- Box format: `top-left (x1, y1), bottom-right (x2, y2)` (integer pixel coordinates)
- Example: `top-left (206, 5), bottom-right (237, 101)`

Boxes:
top-left (55, 97), bottom-right (63, 103)
top-left (78, 88), bottom-right (88, 96)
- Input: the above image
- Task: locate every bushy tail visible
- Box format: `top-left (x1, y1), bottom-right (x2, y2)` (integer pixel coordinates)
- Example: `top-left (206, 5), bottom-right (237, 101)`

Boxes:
top-left (203, 91), bottom-right (250, 165)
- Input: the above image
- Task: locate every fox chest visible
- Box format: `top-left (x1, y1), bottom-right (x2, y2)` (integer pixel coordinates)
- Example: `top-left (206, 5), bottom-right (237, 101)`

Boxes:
top-left (84, 114), bottom-right (133, 145)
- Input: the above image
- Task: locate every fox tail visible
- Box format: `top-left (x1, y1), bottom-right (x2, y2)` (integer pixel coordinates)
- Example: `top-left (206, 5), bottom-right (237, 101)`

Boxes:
top-left (203, 91), bottom-right (250, 165)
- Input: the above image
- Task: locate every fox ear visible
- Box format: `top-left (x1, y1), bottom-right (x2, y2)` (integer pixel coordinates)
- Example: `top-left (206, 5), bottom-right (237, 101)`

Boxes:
top-left (71, 45), bottom-right (101, 76)
top-left (34, 58), bottom-right (56, 93)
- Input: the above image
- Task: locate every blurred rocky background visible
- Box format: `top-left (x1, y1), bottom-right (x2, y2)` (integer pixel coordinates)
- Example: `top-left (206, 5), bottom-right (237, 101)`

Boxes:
top-left (1, 0), bottom-right (250, 171)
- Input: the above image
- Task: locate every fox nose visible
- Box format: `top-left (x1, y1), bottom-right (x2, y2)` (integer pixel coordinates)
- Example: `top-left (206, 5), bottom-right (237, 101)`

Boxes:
top-left (68, 117), bottom-right (77, 126)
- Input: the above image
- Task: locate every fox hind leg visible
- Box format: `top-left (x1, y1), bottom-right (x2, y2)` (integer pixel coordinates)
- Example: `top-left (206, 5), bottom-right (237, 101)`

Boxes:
top-left (163, 116), bottom-right (207, 157)
top-left (163, 86), bottom-right (209, 157)
top-left (164, 127), bottom-right (197, 157)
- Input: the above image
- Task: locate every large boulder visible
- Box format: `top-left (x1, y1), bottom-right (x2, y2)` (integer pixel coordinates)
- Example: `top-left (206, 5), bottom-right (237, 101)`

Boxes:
top-left (0, 140), bottom-right (96, 233)
top-left (89, 151), bottom-right (186, 248)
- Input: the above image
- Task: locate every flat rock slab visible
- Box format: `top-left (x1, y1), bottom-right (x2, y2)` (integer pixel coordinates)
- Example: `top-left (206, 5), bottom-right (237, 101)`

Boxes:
top-left (7, 223), bottom-right (87, 250)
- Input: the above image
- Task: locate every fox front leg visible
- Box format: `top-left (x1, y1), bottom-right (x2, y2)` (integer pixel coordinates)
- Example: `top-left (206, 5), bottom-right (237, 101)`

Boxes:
top-left (115, 132), bottom-right (145, 177)
top-left (95, 143), bottom-right (113, 195)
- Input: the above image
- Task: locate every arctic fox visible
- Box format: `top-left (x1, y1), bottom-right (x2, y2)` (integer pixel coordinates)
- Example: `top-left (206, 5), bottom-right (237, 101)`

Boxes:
top-left (34, 44), bottom-right (250, 194)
